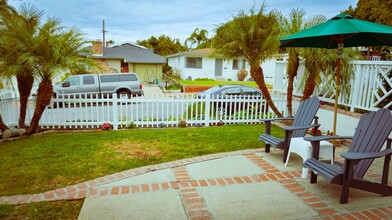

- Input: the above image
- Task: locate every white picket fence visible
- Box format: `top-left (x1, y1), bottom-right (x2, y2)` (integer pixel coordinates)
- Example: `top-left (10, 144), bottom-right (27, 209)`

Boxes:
top-left (274, 60), bottom-right (392, 111)
top-left (0, 94), bottom-right (287, 129)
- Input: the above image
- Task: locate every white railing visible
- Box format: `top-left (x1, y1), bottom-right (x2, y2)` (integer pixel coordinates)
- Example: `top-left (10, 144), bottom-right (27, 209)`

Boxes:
top-left (0, 94), bottom-right (287, 129)
top-left (274, 60), bottom-right (392, 111)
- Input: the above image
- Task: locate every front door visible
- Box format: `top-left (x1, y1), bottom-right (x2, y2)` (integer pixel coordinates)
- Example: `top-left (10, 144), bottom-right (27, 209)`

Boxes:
top-left (121, 60), bottom-right (129, 73)
top-left (215, 59), bottom-right (223, 77)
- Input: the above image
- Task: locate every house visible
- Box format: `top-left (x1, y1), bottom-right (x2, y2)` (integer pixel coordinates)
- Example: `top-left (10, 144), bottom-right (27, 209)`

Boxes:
top-left (166, 48), bottom-right (251, 81)
top-left (85, 40), bottom-right (166, 83)
top-left (166, 48), bottom-right (277, 83)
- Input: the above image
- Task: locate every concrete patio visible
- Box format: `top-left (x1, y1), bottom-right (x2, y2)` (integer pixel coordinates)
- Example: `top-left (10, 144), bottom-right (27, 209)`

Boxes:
top-left (77, 146), bottom-right (391, 220)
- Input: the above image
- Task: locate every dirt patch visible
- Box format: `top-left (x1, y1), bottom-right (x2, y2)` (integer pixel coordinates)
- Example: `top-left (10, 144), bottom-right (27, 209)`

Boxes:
top-left (103, 140), bottom-right (161, 159)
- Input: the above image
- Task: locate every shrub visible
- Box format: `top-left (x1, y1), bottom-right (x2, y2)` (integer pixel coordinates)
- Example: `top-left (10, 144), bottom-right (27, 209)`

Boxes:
top-left (127, 122), bottom-right (136, 129)
top-left (166, 84), bottom-right (182, 90)
top-left (195, 78), bottom-right (215, 81)
top-left (237, 69), bottom-right (248, 81)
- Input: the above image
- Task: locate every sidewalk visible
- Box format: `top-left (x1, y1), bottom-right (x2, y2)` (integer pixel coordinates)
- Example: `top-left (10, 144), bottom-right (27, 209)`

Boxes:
top-left (1, 147), bottom-right (391, 219)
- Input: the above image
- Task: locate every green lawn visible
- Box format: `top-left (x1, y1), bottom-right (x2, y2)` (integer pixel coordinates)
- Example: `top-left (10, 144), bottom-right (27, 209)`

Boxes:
top-left (0, 124), bottom-right (284, 219)
top-left (0, 124), bottom-right (284, 197)
top-left (0, 201), bottom-right (82, 219)
top-left (179, 79), bottom-right (271, 88)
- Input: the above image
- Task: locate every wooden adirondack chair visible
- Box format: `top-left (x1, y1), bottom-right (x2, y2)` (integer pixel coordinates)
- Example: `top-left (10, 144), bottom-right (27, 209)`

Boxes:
top-left (304, 108), bottom-right (392, 204)
top-left (259, 96), bottom-right (320, 163)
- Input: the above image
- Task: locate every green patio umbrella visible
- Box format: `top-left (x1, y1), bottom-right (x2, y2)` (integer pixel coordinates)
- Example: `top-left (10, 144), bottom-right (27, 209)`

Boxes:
top-left (280, 14), bottom-right (392, 137)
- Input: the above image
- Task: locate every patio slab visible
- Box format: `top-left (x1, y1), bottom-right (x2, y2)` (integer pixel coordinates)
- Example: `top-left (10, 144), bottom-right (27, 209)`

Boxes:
top-left (198, 182), bottom-right (317, 220)
top-left (255, 150), bottom-right (305, 172)
top-left (296, 176), bottom-right (392, 212)
top-left (78, 189), bottom-right (187, 220)
top-left (98, 168), bottom-right (175, 188)
top-left (186, 155), bottom-right (264, 179)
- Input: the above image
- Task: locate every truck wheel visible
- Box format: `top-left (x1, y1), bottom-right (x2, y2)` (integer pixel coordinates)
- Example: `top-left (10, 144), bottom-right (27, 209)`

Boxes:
top-left (117, 90), bottom-right (131, 99)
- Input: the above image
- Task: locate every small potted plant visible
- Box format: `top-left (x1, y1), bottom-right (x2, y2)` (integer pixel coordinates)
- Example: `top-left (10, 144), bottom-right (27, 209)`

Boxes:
top-left (101, 122), bottom-right (112, 130)
top-left (216, 120), bottom-right (224, 126)
top-left (178, 120), bottom-right (187, 128)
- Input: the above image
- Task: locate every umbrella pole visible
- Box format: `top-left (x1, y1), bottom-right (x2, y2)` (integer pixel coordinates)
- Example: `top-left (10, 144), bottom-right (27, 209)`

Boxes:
top-left (333, 43), bottom-right (344, 145)
top-left (333, 59), bottom-right (340, 136)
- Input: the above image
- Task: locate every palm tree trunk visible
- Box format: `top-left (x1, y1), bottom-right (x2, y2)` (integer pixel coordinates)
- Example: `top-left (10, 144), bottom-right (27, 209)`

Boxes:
top-left (287, 74), bottom-right (295, 117)
top-left (286, 57), bottom-right (300, 117)
top-left (251, 66), bottom-right (283, 117)
top-left (16, 74), bottom-right (34, 128)
top-left (0, 115), bottom-right (8, 131)
top-left (302, 73), bottom-right (316, 100)
top-left (26, 79), bottom-right (53, 135)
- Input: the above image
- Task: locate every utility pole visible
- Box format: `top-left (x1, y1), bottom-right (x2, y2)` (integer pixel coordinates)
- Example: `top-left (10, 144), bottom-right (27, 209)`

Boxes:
top-left (102, 19), bottom-right (107, 48)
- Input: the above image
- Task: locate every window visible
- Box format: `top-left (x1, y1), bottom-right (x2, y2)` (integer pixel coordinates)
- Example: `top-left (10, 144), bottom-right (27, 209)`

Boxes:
top-left (83, 76), bottom-right (95, 85)
top-left (100, 75), bottom-right (118, 83)
top-left (186, 57), bottom-right (202, 69)
top-left (120, 74), bottom-right (137, 82)
top-left (66, 76), bottom-right (80, 86)
top-left (222, 88), bottom-right (241, 96)
top-left (242, 87), bottom-right (261, 96)
top-left (232, 59), bottom-right (246, 70)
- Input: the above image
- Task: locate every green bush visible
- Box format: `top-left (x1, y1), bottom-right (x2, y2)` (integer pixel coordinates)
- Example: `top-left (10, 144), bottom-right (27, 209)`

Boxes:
top-left (166, 84), bottom-right (182, 90)
top-left (195, 78), bottom-right (215, 81)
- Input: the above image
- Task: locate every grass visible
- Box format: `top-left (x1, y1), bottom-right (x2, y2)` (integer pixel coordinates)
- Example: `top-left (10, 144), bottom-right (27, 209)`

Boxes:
top-left (0, 201), bottom-right (83, 219)
top-left (0, 124), bottom-right (284, 219)
top-left (0, 124), bottom-right (283, 197)
top-left (179, 79), bottom-right (271, 88)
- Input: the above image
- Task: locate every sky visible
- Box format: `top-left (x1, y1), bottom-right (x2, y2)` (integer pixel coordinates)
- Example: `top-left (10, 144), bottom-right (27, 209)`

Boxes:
top-left (8, 0), bottom-right (358, 45)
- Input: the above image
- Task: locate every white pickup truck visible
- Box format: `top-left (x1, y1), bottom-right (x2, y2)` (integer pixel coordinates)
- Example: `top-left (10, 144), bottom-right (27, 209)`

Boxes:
top-left (53, 73), bottom-right (144, 98)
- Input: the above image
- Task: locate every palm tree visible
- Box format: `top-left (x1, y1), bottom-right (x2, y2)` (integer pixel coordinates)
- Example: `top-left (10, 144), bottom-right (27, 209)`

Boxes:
top-left (0, 0), bottom-right (16, 15)
top-left (213, 5), bottom-right (283, 117)
top-left (0, 4), bottom-right (42, 128)
top-left (185, 28), bottom-right (209, 49)
top-left (300, 47), bottom-right (360, 100)
top-left (278, 9), bottom-right (306, 117)
top-left (24, 18), bottom-right (87, 134)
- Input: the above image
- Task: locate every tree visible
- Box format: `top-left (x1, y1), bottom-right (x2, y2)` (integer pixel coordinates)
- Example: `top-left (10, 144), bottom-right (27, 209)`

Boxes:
top-left (0, 0), bottom-right (14, 130)
top-left (137, 35), bottom-right (186, 57)
top-left (0, 0), bottom-right (15, 15)
top-left (278, 8), bottom-right (306, 117)
top-left (300, 47), bottom-right (360, 101)
top-left (213, 5), bottom-right (283, 117)
top-left (25, 18), bottom-right (87, 134)
top-left (185, 28), bottom-right (210, 49)
top-left (0, 4), bottom-right (42, 128)
top-left (346, 0), bottom-right (392, 26)
top-left (344, 0), bottom-right (392, 60)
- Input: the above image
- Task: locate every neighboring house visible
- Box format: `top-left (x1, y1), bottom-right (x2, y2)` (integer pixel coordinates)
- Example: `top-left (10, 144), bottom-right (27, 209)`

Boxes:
top-left (84, 40), bottom-right (166, 83)
top-left (166, 48), bottom-right (277, 83)
top-left (166, 48), bottom-right (250, 81)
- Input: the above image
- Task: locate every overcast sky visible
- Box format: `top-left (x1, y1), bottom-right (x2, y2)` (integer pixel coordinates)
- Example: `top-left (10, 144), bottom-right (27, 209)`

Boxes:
top-left (8, 0), bottom-right (358, 45)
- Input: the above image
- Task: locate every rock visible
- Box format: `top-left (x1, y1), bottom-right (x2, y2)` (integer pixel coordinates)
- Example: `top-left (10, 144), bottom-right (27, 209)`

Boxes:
top-left (2, 128), bottom-right (26, 138)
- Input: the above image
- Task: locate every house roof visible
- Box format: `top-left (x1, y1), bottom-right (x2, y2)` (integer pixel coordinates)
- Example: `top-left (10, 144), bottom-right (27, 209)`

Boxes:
top-left (166, 48), bottom-right (215, 58)
top-left (85, 43), bottom-right (166, 64)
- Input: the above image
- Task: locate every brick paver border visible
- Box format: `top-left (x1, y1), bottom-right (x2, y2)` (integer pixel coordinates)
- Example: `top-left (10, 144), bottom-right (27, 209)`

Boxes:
top-left (1, 148), bottom-right (391, 220)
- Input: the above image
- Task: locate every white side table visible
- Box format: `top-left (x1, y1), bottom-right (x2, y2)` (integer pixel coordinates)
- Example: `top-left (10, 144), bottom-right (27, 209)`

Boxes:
top-left (285, 137), bottom-right (334, 178)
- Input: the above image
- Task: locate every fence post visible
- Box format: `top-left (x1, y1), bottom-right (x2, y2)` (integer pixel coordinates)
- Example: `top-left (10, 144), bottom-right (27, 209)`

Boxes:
top-left (204, 94), bottom-right (210, 127)
top-left (350, 63), bottom-right (363, 112)
top-left (274, 62), bottom-right (285, 93)
top-left (112, 93), bottom-right (118, 130)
